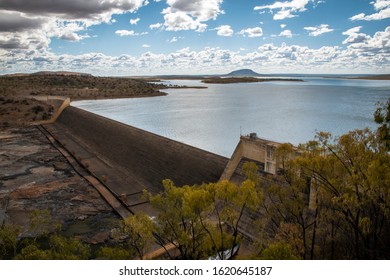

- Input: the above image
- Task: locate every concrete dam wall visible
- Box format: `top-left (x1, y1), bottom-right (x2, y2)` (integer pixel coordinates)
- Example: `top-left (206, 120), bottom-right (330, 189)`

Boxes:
top-left (46, 106), bottom-right (228, 213)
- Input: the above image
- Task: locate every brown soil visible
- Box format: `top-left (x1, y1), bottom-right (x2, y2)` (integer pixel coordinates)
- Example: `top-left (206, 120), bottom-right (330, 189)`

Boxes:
top-left (0, 97), bottom-right (56, 127)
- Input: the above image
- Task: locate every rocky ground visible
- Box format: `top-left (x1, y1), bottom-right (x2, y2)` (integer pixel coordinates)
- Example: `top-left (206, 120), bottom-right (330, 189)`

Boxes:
top-left (0, 125), bottom-right (122, 244)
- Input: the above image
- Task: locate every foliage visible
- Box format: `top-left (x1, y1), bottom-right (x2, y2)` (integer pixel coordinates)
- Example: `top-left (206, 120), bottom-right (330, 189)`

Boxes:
top-left (242, 161), bottom-right (261, 187)
top-left (146, 178), bottom-right (262, 259)
top-left (260, 242), bottom-right (299, 260)
top-left (374, 97), bottom-right (390, 150)
top-left (96, 246), bottom-right (132, 260)
top-left (122, 213), bottom-right (156, 259)
top-left (29, 209), bottom-right (52, 238)
top-left (15, 234), bottom-right (91, 260)
top-left (0, 224), bottom-right (19, 259)
top-left (261, 126), bottom-right (390, 259)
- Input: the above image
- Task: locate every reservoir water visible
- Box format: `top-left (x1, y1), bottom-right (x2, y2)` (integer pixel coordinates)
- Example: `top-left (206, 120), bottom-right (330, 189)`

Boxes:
top-left (72, 78), bottom-right (390, 157)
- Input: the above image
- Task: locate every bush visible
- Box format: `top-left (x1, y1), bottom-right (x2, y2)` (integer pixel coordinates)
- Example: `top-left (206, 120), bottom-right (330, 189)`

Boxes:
top-left (32, 105), bottom-right (44, 114)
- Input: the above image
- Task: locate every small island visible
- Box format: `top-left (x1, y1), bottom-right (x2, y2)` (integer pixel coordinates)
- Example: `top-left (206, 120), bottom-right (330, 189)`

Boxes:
top-left (201, 76), bottom-right (304, 84)
top-left (352, 74), bottom-right (390, 80)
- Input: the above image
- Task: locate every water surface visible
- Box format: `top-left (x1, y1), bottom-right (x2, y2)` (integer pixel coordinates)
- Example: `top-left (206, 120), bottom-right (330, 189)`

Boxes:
top-left (72, 78), bottom-right (390, 157)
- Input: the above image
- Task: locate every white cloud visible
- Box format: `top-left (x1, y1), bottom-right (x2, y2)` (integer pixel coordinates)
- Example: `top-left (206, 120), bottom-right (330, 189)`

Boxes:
top-left (0, 0), bottom-right (150, 50)
top-left (342, 26), bottom-right (369, 44)
top-left (2, 31), bottom-right (390, 76)
top-left (115, 30), bottom-right (136, 36)
top-left (168, 36), bottom-right (183, 43)
top-left (373, 0), bottom-right (390, 10)
top-left (279, 29), bottom-right (293, 38)
top-left (239, 27), bottom-right (263, 37)
top-left (166, 0), bottom-right (223, 21)
top-left (343, 26), bottom-right (363, 36)
top-left (142, 44), bottom-right (151, 48)
top-left (161, 0), bottom-right (223, 31)
top-left (215, 25), bottom-right (234, 37)
top-left (149, 22), bottom-right (163, 29)
top-left (343, 26), bottom-right (390, 53)
top-left (280, 24), bottom-right (287, 29)
top-left (49, 20), bottom-right (92, 42)
top-left (304, 24), bottom-right (334, 36)
top-left (115, 30), bottom-right (148, 36)
top-left (130, 18), bottom-right (140, 25)
top-left (350, 0), bottom-right (390, 21)
top-left (163, 10), bottom-right (207, 32)
top-left (254, 0), bottom-right (317, 20)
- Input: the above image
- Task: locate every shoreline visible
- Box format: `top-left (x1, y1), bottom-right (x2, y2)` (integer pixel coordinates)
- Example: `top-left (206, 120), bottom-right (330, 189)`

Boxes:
top-left (201, 77), bottom-right (304, 84)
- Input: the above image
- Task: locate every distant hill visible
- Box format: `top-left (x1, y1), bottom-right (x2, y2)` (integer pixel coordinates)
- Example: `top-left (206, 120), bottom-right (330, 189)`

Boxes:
top-left (352, 74), bottom-right (390, 80)
top-left (225, 69), bottom-right (261, 77)
top-left (32, 71), bottom-right (93, 76)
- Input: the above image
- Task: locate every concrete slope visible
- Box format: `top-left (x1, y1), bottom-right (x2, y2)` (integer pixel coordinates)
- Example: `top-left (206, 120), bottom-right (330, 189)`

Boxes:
top-left (48, 106), bottom-right (228, 213)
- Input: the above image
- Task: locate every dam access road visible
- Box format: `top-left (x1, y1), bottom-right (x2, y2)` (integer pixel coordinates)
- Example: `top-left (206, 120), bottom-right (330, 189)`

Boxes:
top-left (44, 106), bottom-right (229, 216)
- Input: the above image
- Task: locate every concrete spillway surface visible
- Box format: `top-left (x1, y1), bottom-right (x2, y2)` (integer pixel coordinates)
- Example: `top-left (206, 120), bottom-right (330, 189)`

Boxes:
top-left (45, 106), bottom-right (228, 214)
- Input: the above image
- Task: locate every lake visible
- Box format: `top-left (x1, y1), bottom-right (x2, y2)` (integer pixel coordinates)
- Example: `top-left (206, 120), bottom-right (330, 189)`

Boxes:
top-left (72, 77), bottom-right (390, 157)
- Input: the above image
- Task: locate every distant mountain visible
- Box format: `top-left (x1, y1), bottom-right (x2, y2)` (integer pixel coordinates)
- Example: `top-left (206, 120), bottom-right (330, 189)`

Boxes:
top-left (225, 69), bottom-right (261, 77)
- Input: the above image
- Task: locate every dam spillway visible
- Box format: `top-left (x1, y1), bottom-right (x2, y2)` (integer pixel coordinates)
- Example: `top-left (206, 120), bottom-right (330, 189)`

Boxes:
top-left (44, 106), bottom-right (228, 214)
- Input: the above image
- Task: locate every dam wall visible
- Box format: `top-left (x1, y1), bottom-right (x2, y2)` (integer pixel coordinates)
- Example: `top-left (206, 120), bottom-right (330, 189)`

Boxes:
top-left (48, 106), bottom-right (228, 213)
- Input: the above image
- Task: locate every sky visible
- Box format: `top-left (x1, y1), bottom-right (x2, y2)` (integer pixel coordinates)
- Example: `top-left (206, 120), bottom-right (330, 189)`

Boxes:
top-left (0, 0), bottom-right (389, 76)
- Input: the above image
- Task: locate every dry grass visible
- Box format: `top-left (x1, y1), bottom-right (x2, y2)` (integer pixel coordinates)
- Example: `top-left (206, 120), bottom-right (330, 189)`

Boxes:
top-left (0, 97), bottom-right (54, 127)
top-left (0, 73), bottom-right (166, 100)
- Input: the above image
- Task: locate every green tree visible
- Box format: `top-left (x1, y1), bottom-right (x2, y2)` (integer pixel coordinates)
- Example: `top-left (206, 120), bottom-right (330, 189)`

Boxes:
top-left (263, 127), bottom-right (390, 259)
top-left (29, 209), bottom-right (52, 239)
top-left (148, 180), bottom-right (212, 259)
top-left (15, 244), bottom-right (52, 260)
top-left (0, 224), bottom-right (19, 259)
top-left (260, 241), bottom-right (299, 260)
top-left (374, 97), bottom-right (390, 150)
top-left (147, 178), bottom-right (261, 259)
top-left (122, 213), bottom-right (156, 259)
top-left (205, 179), bottom-right (260, 259)
top-left (96, 246), bottom-right (132, 260)
top-left (48, 234), bottom-right (90, 260)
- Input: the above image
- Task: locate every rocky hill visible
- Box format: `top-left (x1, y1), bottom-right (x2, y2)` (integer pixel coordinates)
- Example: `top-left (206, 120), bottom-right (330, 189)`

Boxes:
top-left (225, 69), bottom-right (261, 77)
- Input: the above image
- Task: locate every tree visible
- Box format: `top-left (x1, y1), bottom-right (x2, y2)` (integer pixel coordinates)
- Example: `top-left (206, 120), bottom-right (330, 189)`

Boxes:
top-left (122, 213), bottom-right (156, 260)
top-left (15, 235), bottom-right (91, 260)
top-left (0, 224), bottom-right (19, 259)
top-left (48, 234), bottom-right (91, 260)
top-left (374, 97), bottom-right (390, 150)
top-left (262, 127), bottom-right (390, 259)
top-left (147, 180), bottom-right (213, 259)
top-left (205, 179), bottom-right (260, 259)
top-left (260, 241), bottom-right (298, 260)
top-left (29, 209), bottom-right (52, 239)
top-left (96, 246), bottom-right (132, 260)
top-left (146, 178), bottom-right (261, 259)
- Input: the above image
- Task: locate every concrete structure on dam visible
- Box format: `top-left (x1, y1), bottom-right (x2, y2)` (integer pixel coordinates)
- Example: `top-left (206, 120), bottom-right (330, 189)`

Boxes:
top-left (220, 133), bottom-right (282, 182)
top-left (44, 106), bottom-right (228, 215)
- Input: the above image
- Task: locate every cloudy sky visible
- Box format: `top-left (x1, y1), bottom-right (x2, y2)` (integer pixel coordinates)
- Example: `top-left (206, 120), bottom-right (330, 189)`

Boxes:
top-left (0, 0), bottom-right (389, 75)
